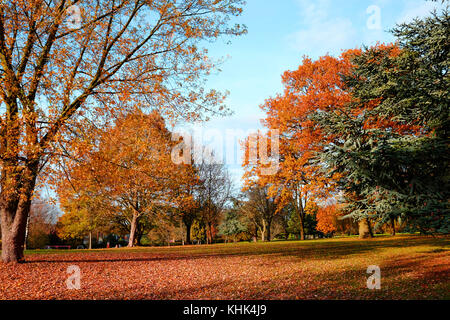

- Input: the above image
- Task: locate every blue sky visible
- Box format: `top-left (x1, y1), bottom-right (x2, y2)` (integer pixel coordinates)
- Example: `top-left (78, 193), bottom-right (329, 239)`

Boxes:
top-left (183, 0), bottom-right (446, 187)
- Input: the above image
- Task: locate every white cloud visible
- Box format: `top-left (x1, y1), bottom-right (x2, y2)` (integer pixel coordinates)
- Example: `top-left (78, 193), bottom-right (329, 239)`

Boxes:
top-left (288, 18), bottom-right (356, 55)
top-left (397, 0), bottom-right (446, 25)
top-left (288, 0), bottom-right (357, 56)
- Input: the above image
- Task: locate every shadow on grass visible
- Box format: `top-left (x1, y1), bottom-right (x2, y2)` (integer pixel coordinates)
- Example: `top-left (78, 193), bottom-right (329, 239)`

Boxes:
top-left (24, 236), bottom-right (449, 265)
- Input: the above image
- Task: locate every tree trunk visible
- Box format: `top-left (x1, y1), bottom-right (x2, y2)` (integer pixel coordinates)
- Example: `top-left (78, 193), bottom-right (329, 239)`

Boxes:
top-left (24, 214), bottom-right (30, 251)
top-left (1, 169), bottom-right (37, 263)
top-left (391, 218), bottom-right (396, 236)
top-left (367, 219), bottom-right (374, 237)
top-left (359, 219), bottom-right (373, 239)
top-left (1, 200), bottom-right (32, 263)
top-left (1, 220), bottom-right (25, 263)
top-left (128, 213), bottom-right (138, 247)
top-left (261, 221), bottom-right (266, 242)
top-left (295, 206), bottom-right (306, 241)
top-left (299, 214), bottom-right (305, 241)
top-left (207, 222), bottom-right (213, 244)
top-left (266, 221), bottom-right (271, 242)
top-left (185, 222), bottom-right (192, 245)
top-left (88, 232), bottom-right (92, 250)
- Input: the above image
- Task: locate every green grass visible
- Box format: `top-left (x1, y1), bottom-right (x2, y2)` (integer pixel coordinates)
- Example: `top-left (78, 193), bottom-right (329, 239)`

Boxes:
top-left (24, 234), bottom-right (449, 257)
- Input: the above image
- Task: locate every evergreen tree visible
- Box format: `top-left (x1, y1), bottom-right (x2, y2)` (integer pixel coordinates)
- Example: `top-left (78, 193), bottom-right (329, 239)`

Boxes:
top-left (218, 209), bottom-right (247, 242)
top-left (315, 9), bottom-right (449, 234)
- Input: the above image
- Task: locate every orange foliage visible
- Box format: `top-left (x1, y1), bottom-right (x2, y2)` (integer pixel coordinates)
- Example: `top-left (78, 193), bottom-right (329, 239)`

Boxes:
top-left (242, 45), bottom-right (415, 239)
top-left (56, 109), bottom-right (197, 246)
top-left (0, 0), bottom-right (246, 263)
top-left (242, 50), bottom-right (361, 239)
top-left (316, 204), bottom-right (340, 235)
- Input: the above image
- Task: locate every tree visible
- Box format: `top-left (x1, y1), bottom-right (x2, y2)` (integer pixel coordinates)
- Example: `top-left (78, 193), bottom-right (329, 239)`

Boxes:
top-left (316, 204), bottom-right (340, 235)
top-left (0, 0), bottom-right (246, 263)
top-left (57, 195), bottom-right (106, 249)
top-left (180, 204), bottom-right (198, 245)
top-left (219, 203), bottom-right (247, 243)
top-left (171, 149), bottom-right (202, 245)
top-left (191, 218), bottom-right (207, 244)
top-left (243, 52), bottom-right (358, 239)
top-left (25, 200), bottom-right (58, 249)
top-left (196, 159), bottom-right (233, 244)
top-left (314, 10), bottom-right (449, 235)
top-left (57, 110), bottom-right (190, 248)
top-left (241, 184), bottom-right (278, 241)
top-left (147, 210), bottom-right (180, 246)
top-left (111, 206), bottom-right (155, 247)
top-left (286, 205), bottom-right (301, 239)
top-left (286, 201), bottom-right (322, 239)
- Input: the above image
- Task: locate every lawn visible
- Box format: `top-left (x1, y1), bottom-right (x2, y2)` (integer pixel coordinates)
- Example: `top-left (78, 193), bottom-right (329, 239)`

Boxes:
top-left (0, 235), bottom-right (449, 300)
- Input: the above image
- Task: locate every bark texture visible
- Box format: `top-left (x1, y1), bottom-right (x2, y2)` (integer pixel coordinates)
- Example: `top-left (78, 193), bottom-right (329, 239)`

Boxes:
top-left (358, 219), bottom-right (374, 239)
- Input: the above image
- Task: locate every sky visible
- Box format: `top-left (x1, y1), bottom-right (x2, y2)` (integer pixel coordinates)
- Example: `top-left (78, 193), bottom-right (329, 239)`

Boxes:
top-left (178, 0), bottom-right (447, 187)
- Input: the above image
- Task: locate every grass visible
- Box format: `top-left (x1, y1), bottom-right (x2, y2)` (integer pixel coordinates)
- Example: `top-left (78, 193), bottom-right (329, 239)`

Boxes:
top-left (1, 235), bottom-right (449, 300)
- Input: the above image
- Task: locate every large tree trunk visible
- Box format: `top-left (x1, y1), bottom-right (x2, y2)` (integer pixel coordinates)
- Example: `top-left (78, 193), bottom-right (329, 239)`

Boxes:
top-left (128, 213), bottom-right (138, 247)
top-left (359, 219), bottom-right (373, 239)
top-left (135, 222), bottom-right (145, 247)
top-left (1, 165), bottom-right (38, 263)
top-left (1, 198), bottom-right (34, 263)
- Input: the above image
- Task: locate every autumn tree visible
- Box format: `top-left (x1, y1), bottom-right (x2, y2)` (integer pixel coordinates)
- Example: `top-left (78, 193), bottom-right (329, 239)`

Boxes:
top-left (240, 184), bottom-right (278, 241)
top-left (147, 210), bottom-right (180, 246)
top-left (57, 190), bottom-right (110, 249)
top-left (170, 147), bottom-right (202, 245)
top-left (0, 0), bottom-right (246, 263)
top-left (170, 139), bottom-right (234, 244)
top-left (316, 204), bottom-right (340, 236)
top-left (174, 173), bottom-right (200, 245)
top-left (179, 202), bottom-right (199, 245)
top-left (25, 200), bottom-right (58, 249)
top-left (243, 52), bottom-right (358, 240)
top-left (191, 218), bottom-right (207, 244)
top-left (111, 206), bottom-right (155, 247)
top-left (57, 109), bottom-right (195, 247)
